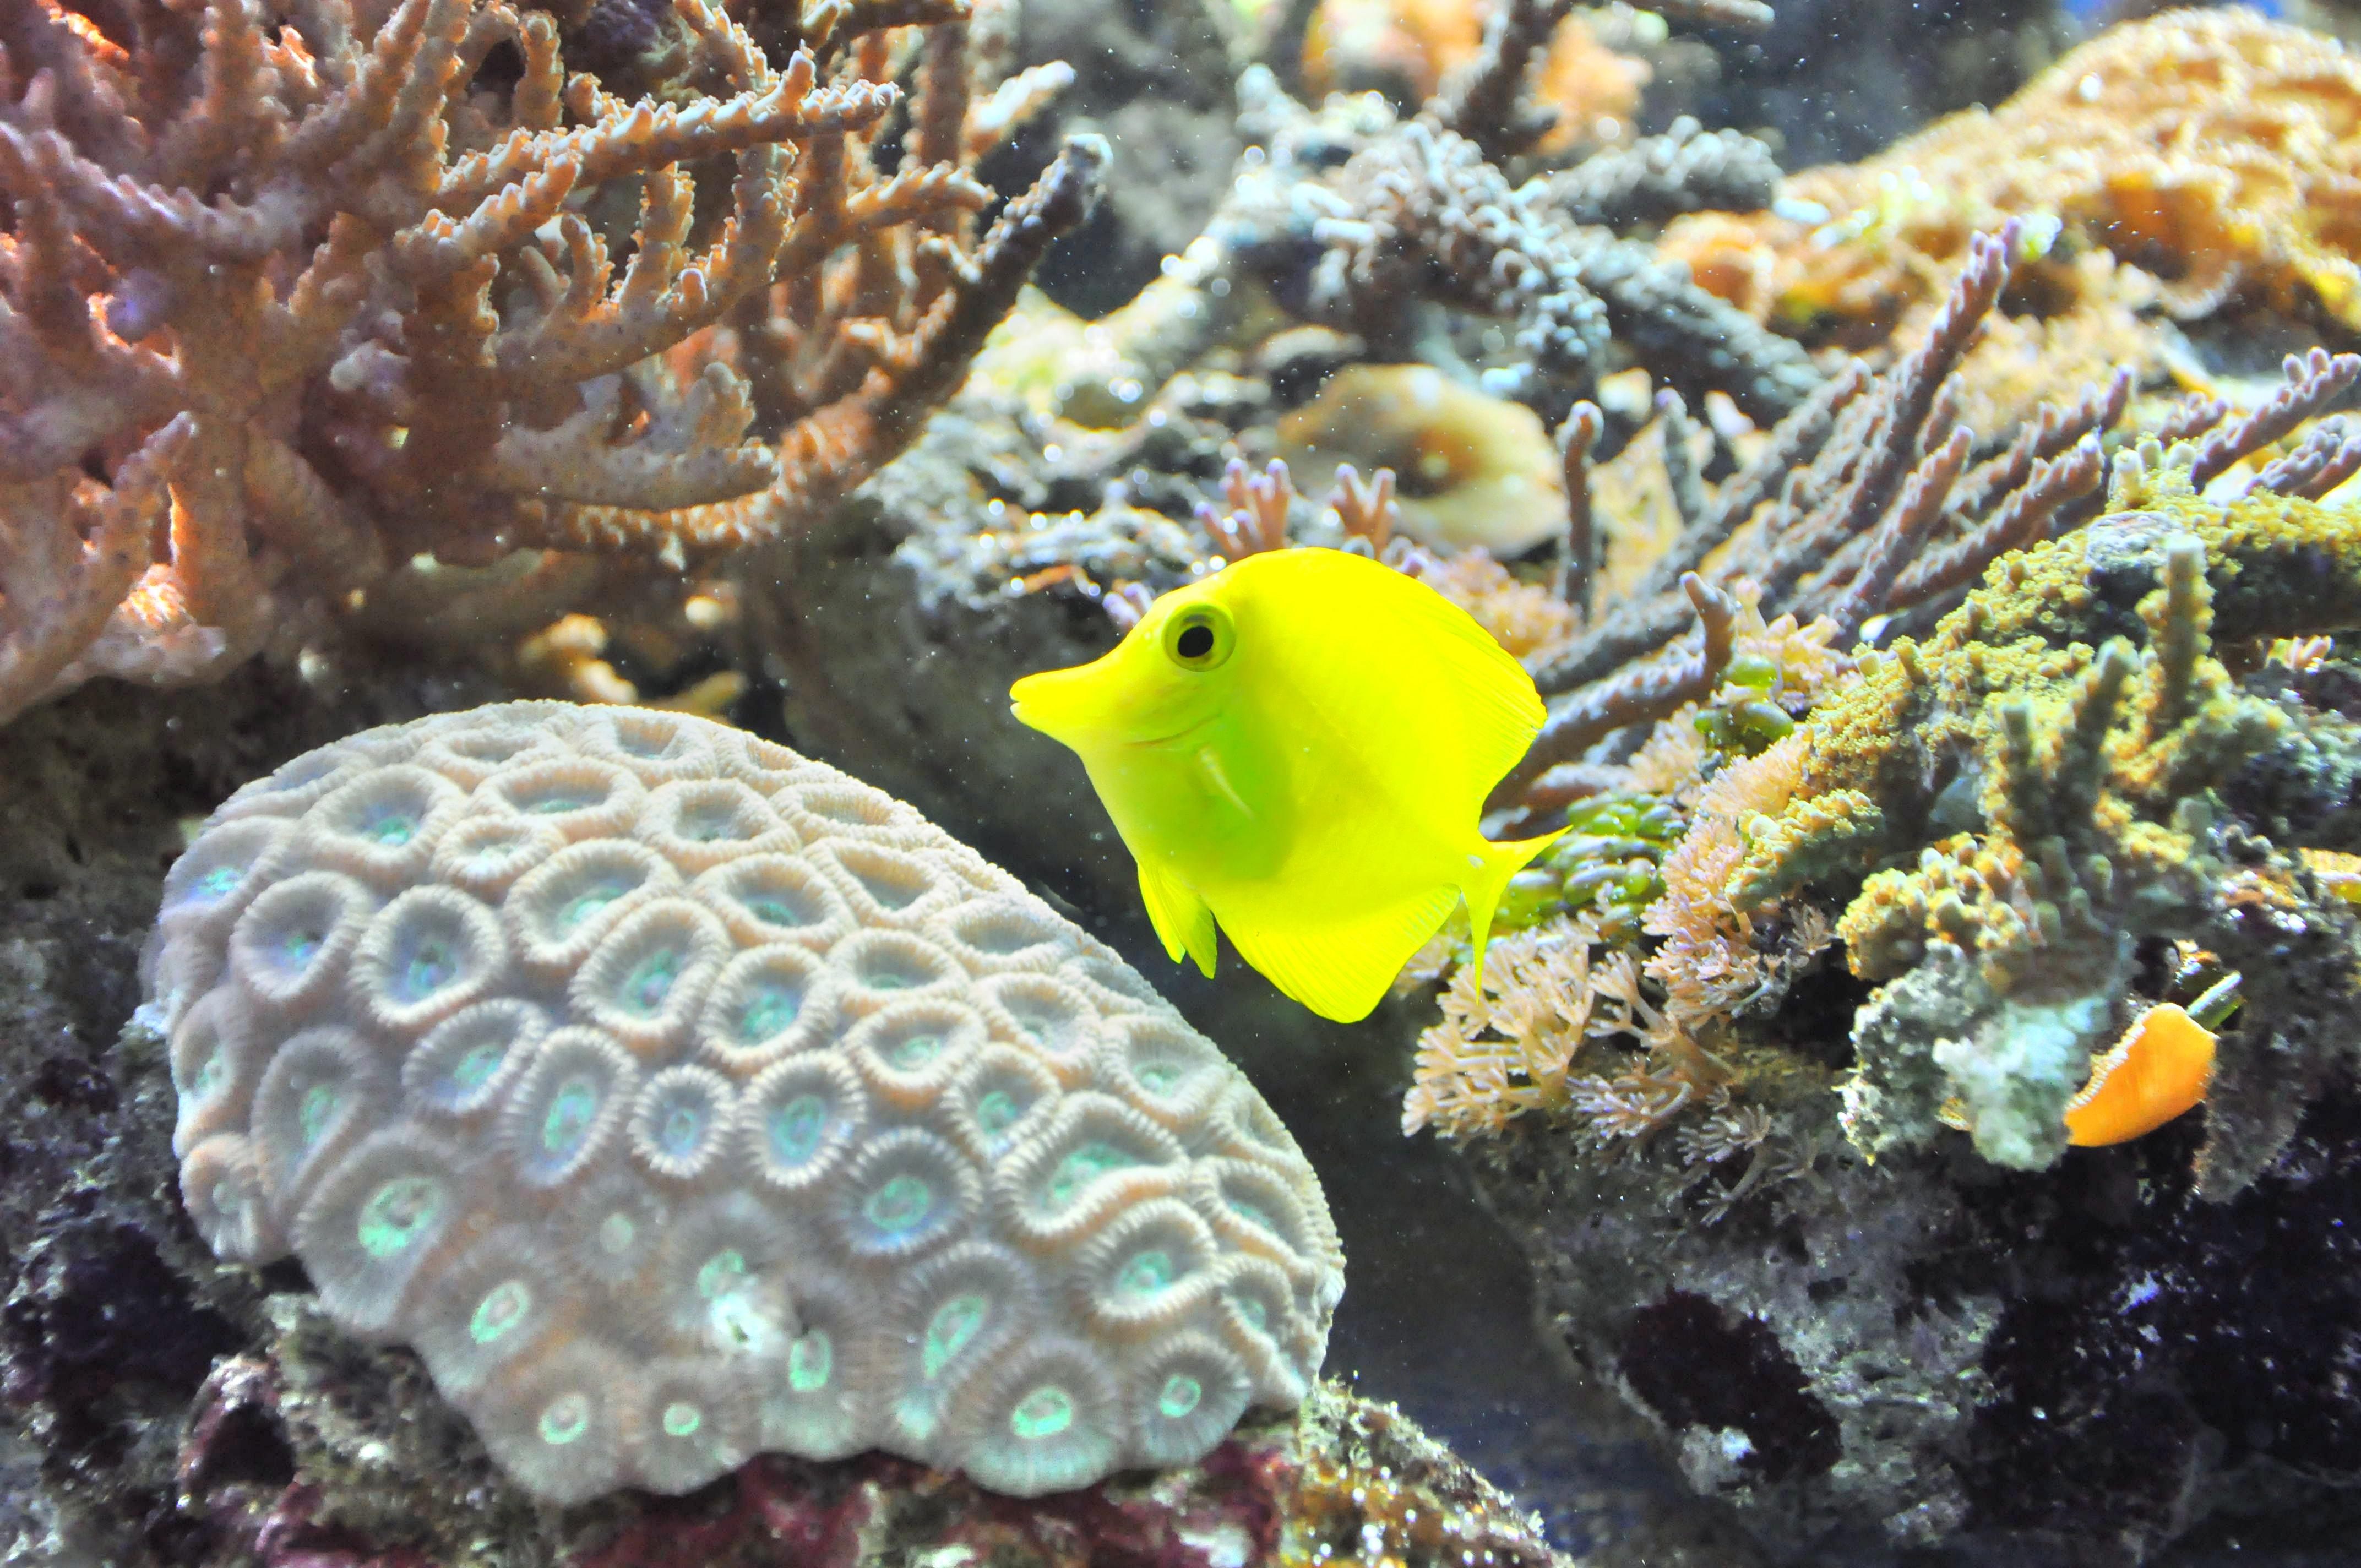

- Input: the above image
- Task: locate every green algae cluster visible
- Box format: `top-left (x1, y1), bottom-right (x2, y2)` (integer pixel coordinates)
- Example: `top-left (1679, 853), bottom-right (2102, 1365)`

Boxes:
top-left (1494, 790), bottom-right (1682, 944)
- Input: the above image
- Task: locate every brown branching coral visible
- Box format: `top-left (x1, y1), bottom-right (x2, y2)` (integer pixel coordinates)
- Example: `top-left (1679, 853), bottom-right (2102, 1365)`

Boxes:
top-left (1191, 454), bottom-right (1410, 565)
top-left (1492, 227), bottom-right (2122, 808)
top-left (0, 0), bottom-right (1098, 723)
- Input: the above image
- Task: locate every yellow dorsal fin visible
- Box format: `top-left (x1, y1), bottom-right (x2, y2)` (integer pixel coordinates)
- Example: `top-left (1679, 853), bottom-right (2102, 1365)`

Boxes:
top-left (1220, 881), bottom-right (1461, 1023)
top-left (1139, 862), bottom-right (1217, 978)
top-left (1238, 551), bottom-right (1544, 809)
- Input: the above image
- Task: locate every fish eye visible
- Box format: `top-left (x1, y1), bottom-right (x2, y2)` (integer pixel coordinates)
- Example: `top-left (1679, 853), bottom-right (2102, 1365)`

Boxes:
top-left (1161, 605), bottom-right (1234, 671)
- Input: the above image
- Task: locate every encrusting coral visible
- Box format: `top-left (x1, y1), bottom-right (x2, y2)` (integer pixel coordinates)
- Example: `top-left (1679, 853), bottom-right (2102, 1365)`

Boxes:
top-left (1661, 10), bottom-right (2361, 398)
top-left (144, 701), bottom-right (1343, 1504)
top-left (0, 0), bottom-right (1100, 724)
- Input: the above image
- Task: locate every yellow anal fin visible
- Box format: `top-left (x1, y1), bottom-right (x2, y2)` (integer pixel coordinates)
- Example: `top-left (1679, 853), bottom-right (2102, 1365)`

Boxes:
top-left (1139, 862), bottom-right (1217, 978)
top-left (1460, 829), bottom-right (1565, 989)
top-left (1223, 883), bottom-right (1461, 1023)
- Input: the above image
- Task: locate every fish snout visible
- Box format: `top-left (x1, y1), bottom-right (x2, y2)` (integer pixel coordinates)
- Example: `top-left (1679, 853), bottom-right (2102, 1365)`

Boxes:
top-left (1009, 662), bottom-right (1103, 741)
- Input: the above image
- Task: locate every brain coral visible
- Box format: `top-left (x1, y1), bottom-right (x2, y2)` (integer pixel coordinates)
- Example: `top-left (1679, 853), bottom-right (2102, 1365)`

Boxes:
top-left (142, 703), bottom-right (1342, 1504)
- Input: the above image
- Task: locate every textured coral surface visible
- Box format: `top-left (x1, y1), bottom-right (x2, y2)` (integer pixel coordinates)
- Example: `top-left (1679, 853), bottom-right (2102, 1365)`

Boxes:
top-left (147, 701), bottom-right (1343, 1504)
top-left (1664, 10), bottom-right (2361, 346)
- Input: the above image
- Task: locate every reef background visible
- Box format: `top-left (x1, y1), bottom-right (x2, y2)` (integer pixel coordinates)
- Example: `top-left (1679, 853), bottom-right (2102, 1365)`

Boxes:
top-left (13, 0), bottom-right (2361, 1564)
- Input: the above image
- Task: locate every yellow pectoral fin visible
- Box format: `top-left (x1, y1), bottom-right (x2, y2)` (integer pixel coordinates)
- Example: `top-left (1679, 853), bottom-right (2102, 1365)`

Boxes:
top-left (1220, 881), bottom-right (1461, 1023)
top-left (1139, 862), bottom-right (1218, 978)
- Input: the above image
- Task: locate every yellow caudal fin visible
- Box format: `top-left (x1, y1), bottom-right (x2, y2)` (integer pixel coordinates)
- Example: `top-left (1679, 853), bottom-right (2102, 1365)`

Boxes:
top-left (1460, 830), bottom-right (1565, 989)
top-left (1223, 883), bottom-right (1461, 1023)
top-left (1139, 862), bottom-right (1218, 978)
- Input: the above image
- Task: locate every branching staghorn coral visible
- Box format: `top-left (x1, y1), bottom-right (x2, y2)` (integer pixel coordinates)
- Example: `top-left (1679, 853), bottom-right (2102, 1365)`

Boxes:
top-left (0, 0), bottom-right (1099, 723)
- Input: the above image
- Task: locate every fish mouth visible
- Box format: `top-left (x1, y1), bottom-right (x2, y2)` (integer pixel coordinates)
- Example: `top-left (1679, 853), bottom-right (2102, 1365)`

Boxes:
top-left (1008, 667), bottom-right (1091, 734)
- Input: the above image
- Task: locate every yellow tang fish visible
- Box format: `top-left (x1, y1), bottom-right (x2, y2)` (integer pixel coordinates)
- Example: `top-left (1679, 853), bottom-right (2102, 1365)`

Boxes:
top-left (1008, 547), bottom-right (1563, 1022)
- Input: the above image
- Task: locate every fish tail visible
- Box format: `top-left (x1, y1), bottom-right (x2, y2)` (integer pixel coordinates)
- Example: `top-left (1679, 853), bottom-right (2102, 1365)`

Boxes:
top-left (1460, 829), bottom-right (1566, 990)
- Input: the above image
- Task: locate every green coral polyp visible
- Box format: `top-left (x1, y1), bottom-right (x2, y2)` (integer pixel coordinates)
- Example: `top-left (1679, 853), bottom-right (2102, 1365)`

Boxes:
top-left (885, 1032), bottom-right (944, 1069)
top-left (1116, 1250), bottom-right (1174, 1298)
top-left (1157, 1373), bottom-right (1203, 1418)
top-left (974, 1090), bottom-right (1021, 1139)
top-left (1225, 1197), bottom-right (1276, 1236)
top-left (596, 1212), bottom-right (636, 1256)
top-left (1491, 790), bottom-right (1682, 937)
top-left (1045, 1142), bottom-right (1134, 1207)
top-left (658, 1103), bottom-right (704, 1156)
top-left (697, 1248), bottom-right (747, 1299)
top-left (923, 1294), bottom-right (988, 1378)
top-left (450, 1043), bottom-right (503, 1091)
top-left (768, 1096), bottom-right (828, 1163)
top-left (542, 1077), bottom-right (600, 1154)
top-left (470, 1280), bottom-right (531, 1344)
top-left (1010, 1386), bottom-right (1075, 1439)
top-left (365, 813), bottom-right (417, 846)
top-left (297, 1083), bottom-right (339, 1148)
top-left (621, 949), bottom-right (682, 1014)
top-left (557, 881), bottom-right (628, 932)
top-left (788, 1331), bottom-right (833, 1391)
top-left (865, 1174), bottom-right (933, 1232)
top-left (739, 986), bottom-right (798, 1040)
top-left (398, 939), bottom-right (456, 1000)
top-left (538, 1393), bottom-right (591, 1446)
top-left (356, 1175), bottom-right (442, 1259)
